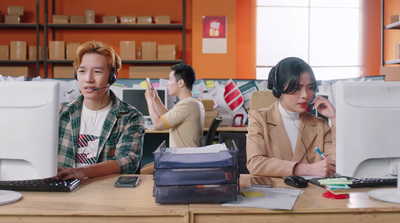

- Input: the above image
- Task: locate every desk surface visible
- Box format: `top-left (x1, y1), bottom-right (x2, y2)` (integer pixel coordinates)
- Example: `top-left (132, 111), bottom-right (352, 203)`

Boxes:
top-left (189, 175), bottom-right (400, 223)
top-left (1, 175), bottom-right (400, 223)
top-left (0, 175), bottom-right (188, 223)
top-left (145, 125), bottom-right (248, 133)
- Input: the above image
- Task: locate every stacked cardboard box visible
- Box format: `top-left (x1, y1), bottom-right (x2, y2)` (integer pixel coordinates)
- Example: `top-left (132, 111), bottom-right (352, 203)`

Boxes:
top-left (0, 45), bottom-right (9, 60)
top-left (5, 6), bottom-right (23, 24)
top-left (10, 41), bottom-right (26, 60)
top-left (201, 99), bottom-right (219, 128)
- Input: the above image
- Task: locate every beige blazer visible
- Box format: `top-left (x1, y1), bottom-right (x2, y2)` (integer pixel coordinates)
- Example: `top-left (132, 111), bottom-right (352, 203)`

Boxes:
top-left (246, 101), bottom-right (335, 177)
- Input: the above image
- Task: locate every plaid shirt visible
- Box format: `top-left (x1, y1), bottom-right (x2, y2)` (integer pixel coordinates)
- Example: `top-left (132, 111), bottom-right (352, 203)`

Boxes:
top-left (58, 91), bottom-right (145, 174)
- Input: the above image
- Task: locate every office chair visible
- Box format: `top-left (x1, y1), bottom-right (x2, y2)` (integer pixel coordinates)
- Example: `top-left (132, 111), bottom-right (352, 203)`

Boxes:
top-left (135, 162), bottom-right (141, 174)
top-left (219, 132), bottom-right (249, 174)
top-left (204, 117), bottom-right (223, 146)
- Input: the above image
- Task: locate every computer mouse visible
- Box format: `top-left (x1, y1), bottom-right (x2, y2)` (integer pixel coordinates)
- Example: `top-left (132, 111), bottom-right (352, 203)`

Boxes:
top-left (284, 175), bottom-right (308, 188)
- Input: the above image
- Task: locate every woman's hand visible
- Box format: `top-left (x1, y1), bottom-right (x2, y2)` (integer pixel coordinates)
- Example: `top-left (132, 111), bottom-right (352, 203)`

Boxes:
top-left (312, 95), bottom-right (336, 124)
top-left (294, 159), bottom-right (336, 177)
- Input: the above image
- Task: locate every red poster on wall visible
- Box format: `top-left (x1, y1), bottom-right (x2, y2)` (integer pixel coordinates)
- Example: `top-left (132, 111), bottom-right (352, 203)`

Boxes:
top-left (202, 16), bottom-right (227, 54)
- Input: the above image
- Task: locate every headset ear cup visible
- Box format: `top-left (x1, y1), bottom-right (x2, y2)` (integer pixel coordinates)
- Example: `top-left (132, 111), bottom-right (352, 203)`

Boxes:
top-left (109, 67), bottom-right (117, 85)
top-left (272, 88), bottom-right (280, 98)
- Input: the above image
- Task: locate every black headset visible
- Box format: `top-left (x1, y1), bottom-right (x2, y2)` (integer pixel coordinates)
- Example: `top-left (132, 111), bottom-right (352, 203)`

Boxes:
top-left (74, 64), bottom-right (117, 85)
top-left (272, 61), bottom-right (281, 98)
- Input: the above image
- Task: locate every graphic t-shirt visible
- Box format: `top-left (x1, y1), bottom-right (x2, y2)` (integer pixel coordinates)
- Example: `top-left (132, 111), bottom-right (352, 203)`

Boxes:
top-left (76, 102), bottom-right (112, 167)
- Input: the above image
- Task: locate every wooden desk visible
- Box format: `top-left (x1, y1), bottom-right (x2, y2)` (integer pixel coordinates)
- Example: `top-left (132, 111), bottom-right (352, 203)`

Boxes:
top-left (189, 175), bottom-right (400, 223)
top-left (0, 175), bottom-right (188, 223)
top-left (2, 175), bottom-right (399, 223)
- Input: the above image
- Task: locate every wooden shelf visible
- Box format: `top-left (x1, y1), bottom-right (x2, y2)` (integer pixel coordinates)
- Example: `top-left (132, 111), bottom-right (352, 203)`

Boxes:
top-left (0, 23), bottom-right (42, 29)
top-left (384, 59), bottom-right (400, 65)
top-left (47, 23), bottom-right (183, 30)
top-left (385, 21), bottom-right (400, 29)
top-left (0, 60), bottom-right (39, 64)
top-left (47, 60), bottom-right (184, 64)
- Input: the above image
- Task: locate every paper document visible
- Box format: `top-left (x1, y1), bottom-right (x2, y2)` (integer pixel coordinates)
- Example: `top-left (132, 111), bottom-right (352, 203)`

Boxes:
top-left (159, 144), bottom-right (231, 164)
top-left (222, 187), bottom-right (302, 210)
top-left (164, 143), bottom-right (228, 154)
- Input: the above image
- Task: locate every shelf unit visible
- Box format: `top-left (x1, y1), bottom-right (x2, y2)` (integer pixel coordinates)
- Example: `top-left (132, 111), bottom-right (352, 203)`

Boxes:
top-left (381, 0), bottom-right (400, 66)
top-left (44, 0), bottom-right (186, 78)
top-left (0, 0), bottom-right (41, 77)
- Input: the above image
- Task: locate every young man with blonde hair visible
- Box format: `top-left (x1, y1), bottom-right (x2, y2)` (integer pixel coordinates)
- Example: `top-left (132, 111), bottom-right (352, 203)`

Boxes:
top-left (57, 41), bottom-right (144, 180)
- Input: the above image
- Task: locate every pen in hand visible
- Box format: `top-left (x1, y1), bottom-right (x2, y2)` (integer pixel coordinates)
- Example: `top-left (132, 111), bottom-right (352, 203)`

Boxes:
top-left (315, 147), bottom-right (326, 159)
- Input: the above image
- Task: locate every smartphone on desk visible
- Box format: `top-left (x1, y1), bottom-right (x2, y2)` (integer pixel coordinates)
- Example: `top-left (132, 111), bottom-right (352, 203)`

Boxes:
top-left (114, 176), bottom-right (140, 188)
top-left (250, 176), bottom-right (273, 188)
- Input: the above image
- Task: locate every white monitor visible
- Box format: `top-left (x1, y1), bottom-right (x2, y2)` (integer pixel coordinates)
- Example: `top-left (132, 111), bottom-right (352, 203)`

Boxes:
top-left (0, 81), bottom-right (60, 181)
top-left (335, 81), bottom-right (400, 178)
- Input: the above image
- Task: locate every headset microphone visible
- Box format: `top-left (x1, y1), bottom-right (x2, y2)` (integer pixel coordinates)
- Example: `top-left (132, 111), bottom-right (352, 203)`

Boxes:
top-left (92, 85), bottom-right (109, 91)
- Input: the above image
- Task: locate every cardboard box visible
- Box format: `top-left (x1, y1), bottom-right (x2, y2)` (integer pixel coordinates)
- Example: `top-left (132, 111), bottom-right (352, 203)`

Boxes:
top-left (4, 15), bottom-right (20, 24)
top-left (0, 45), bottom-right (9, 60)
top-left (53, 66), bottom-right (75, 78)
top-left (136, 45), bottom-right (142, 59)
top-left (155, 15), bottom-right (171, 24)
top-left (137, 16), bottom-right (152, 24)
top-left (49, 41), bottom-right (65, 60)
top-left (201, 98), bottom-right (214, 111)
top-left (205, 110), bottom-right (219, 118)
top-left (204, 110), bottom-right (219, 128)
top-left (391, 14), bottom-right (400, 24)
top-left (10, 41), bottom-right (26, 60)
top-left (52, 15), bottom-right (69, 23)
top-left (0, 66), bottom-right (33, 77)
top-left (142, 42), bottom-right (157, 60)
top-left (129, 66), bottom-right (170, 79)
top-left (28, 46), bottom-right (44, 61)
top-left (86, 9), bottom-right (95, 24)
top-left (121, 15), bottom-right (136, 24)
top-left (396, 42), bottom-right (400, 59)
top-left (70, 15), bottom-right (85, 24)
top-left (7, 6), bottom-right (24, 16)
top-left (157, 44), bottom-right (176, 60)
top-left (66, 42), bottom-right (80, 60)
top-left (120, 41), bottom-right (136, 60)
top-left (103, 16), bottom-right (117, 24)
top-left (380, 66), bottom-right (400, 81)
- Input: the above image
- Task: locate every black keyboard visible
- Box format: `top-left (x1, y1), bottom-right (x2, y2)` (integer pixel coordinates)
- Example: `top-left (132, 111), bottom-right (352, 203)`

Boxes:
top-left (0, 178), bottom-right (81, 192)
top-left (309, 177), bottom-right (397, 188)
top-left (349, 178), bottom-right (397, 188)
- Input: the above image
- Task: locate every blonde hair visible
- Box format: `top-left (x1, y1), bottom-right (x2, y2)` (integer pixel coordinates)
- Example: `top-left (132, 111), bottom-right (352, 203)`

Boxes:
top-left (73, 41), bottom-right (121, 73)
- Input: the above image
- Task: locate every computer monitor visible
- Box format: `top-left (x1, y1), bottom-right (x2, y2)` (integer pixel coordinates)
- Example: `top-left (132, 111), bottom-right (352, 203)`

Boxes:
top-left (335, 81), bottom-right (400, 179)
top-left (0, 81), bottom-right (60, 181)
top-left (121, 87), bottom-right (168, 118)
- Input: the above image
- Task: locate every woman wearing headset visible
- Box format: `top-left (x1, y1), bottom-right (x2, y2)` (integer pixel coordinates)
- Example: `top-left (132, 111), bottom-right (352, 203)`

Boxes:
top-left (246, 57), bottom-right (336, 177)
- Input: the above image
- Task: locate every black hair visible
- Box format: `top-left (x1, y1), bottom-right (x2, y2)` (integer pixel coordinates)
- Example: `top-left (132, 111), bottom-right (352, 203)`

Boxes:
top-left (171, 63), bottom-right (196, 91)
top-left (267, 57), bottom-right (317, 98)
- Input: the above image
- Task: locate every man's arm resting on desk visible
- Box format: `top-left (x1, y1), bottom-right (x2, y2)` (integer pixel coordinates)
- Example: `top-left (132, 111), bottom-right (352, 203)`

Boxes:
top-left (57, 160), bottom-right (120, 181)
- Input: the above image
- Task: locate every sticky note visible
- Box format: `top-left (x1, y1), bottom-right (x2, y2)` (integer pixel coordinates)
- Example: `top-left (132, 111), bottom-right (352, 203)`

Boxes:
top-left (241, 191), bottom-right (266, 197)
top-left (206, 80), bottom-right (214, 88)
top-left (140, 80), bottom-right (148, 89)
top-left (318, 178), bottom-right (353, 185)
